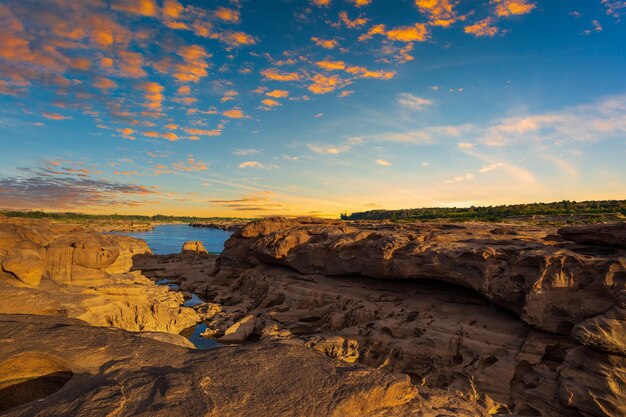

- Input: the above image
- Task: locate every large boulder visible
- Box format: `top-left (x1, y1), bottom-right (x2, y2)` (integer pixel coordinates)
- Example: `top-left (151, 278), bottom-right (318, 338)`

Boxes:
top-left (1, 249), bottom-right (44, 286)
top-left (218, 314), bottom-right (255, 342)
top-left (558, 222), bottom-right (626, 248)
top-left (181, 240), bottom-right (208, 255)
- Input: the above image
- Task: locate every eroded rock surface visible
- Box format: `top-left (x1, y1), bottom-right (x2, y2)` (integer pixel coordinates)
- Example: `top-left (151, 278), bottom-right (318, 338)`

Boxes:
top-left (0, 219), bottom-right (198, 333)
top-left (199, 217), bottom-right (626, 417)
top-left (0, 315), bottom-right (487, 417)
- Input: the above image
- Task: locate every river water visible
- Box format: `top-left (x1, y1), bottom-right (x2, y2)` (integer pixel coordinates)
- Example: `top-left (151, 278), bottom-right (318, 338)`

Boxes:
top-left (113, 224), bottom-right (233, 255)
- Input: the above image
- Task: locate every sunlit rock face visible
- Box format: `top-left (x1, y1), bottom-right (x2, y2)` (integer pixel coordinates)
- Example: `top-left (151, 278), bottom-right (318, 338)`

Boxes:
top-left (181, 240), bottom-right (208, 255)
top-left (0, 219), bottom-right (198, 334)
top-left (211, 217), bottom-right (626, 417)
top-left (0, 315), bottom-right (488, 417)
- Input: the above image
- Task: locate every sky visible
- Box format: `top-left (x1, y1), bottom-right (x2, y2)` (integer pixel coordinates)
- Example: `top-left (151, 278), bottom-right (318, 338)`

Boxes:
top-left (0, 0), bottom-right (625, 217)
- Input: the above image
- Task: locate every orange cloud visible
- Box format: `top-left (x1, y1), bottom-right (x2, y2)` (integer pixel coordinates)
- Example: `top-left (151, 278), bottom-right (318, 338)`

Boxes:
top-left (143, 131), bottom-right (179, 141)
top-left (116, 50), bottom-right (147, 78)
top-left (266, 89), bottom-right (289, 98)
top-left (165, 124), bottom-right (178, 130)
top-left (386, 24), bottom-right (429, 42)
top-left (183, 127), bottom-right (221, 136)
top-left (493, 0), bottom-right (536, 16)
top-left (42, 112), bottom-right (71, 120)
top-left (174, 44), bottom-right (209, 83)
top-left (163, 0), bottom-right (185, 18)
top-left (311, 37), bottom-right (338, 49)
top-left (261, 98), bottom-right (281, 108)
top-left (173, 157), bottom-right (208, 171)
top-left (215, 7), bottom-right (240, 23)
top-left (316, 60), bottom-right (346, 71)
top-left (138, 81), bottom-right (164, 110)
top-left (111, 0), bottom-right (158, 17)
top-left (358, 24), bottom-right (386, 41)
top-left (312, 0), bottom-right (331, 6)
top-left (261, 68), bottom-right (301, 81)
top-left (215, 31), bottom-right (256, 47)
top-left (346, 66), bottom-right (395, 79)
top-left (93, 77), bottom-right (116, 91)
top-left (177, 85), bottom-right (191, 95)
top-left (223, 108), bottom-right (245, 118)
top-left (339, 11), bottom-right (369, 28)
top-left (220, 90), bottom-right (238, 102)
top-left (308, 74), bottom-right (344, 94)
top-left (464, 18), bottom-right (499, 37)
top-left (415, 0), bottom-right (459, 27)
top-left (350, 0), bottom-right (372, 6)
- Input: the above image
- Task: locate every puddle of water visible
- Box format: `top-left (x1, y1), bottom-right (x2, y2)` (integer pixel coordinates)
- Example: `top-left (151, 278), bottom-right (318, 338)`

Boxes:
top-left (155, 278), bottom-right (180, 291)
top-left (184, 293), bottom-right (204, 307)
top-left (182, 323), bottom-right (221, 350)
top-left (156, 278), bottom-right (214, 349)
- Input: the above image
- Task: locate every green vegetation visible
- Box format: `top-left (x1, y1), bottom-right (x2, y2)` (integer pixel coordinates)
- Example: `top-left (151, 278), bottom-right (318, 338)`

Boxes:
top-left (0, 211), bottom-right (251, 223)
top-left (341, 200), bottom-right (626, 223)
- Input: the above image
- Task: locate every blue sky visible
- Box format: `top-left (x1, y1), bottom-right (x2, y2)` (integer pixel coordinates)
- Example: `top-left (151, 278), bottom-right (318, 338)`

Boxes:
top-left (0, 0), bottom-right (625, 216)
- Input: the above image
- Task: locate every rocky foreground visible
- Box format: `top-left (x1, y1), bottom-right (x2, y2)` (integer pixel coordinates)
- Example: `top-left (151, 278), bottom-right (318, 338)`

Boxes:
top-left (1, 216), bottom-right (625, 416)
top-left (137, 218), bottom-right (626, 417)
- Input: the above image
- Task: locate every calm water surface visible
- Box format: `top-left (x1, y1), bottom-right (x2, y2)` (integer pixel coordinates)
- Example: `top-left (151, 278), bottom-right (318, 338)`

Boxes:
top-left (113, 224), bottom-right (233, 255)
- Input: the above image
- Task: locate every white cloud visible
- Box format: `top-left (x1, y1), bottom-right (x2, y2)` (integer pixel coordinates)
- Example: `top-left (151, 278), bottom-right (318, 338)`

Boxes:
top-left (458, 142), bottom-right (474, 149)
top-left (397, 93), bottom-right (433, 111)
top-left (233, 148), bottom-right (261, 156)
top-left (445, 173), bottom-right (475, 184)
top-left (308, 144), bottom-right (349, 155)
top-left (375, 159), bottom-right (392, 166)
top-left (481, 95), bottom-right (626, 146)
top-left (238, 161), bottom-right (277, 169)
top-left (478, 162), bottom-right (504, 173)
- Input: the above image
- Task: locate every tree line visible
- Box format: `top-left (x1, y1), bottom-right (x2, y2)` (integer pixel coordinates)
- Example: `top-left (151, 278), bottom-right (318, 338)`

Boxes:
top-left (341, 200), bottom-right (626, 222)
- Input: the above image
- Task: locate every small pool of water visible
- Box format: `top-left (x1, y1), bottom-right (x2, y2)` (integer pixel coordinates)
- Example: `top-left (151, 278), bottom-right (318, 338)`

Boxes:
top-left (154, 279), bottom-right (216, 349)
top-left (183, 323), bottom-right (221, 350)
top-left (155, 278), bottom-right (179, 291)
top-left (109, 224), bottom-right (233, 255)
top-left (183, 293), bottom-right (204, 307)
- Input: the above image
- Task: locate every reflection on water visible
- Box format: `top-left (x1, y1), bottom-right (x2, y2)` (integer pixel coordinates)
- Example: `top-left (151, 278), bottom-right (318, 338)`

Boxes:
top-left (182, 323), bottom-right (221, 350)
top-left (154, 277), bottom-right (217, 349)
top-left (184, 293), bottom-right (204, 307)
top-left (110, 224), bottom-right (233, 255)
top-left (155, 278), bottom-right (179, 291)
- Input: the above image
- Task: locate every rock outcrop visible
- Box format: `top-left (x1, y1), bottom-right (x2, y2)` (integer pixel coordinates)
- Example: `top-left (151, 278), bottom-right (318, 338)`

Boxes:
top-left (0, 219), bottom-right (198, 334)
top-left (181, 240), bottom-right (209, 255)
top-left (218, 314), bottom-right (255, 343)
top-left (558, 222), bottom-right (626, 248)
top-left (0, 314), bottom-right (487, 417)
top-left (207, 217), bottom-right (626, 417)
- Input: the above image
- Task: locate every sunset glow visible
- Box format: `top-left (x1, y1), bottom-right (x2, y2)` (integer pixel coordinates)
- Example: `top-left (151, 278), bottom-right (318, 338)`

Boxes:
top-left (1, 0), bottom-right (625, 216)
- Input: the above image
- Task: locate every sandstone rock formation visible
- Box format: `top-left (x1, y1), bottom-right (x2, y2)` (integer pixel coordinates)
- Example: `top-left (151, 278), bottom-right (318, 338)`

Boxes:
top-left (0, 219), bottom-right (198, 334)
top-left (558, 222), bottom-right (626, 248)
top-left (204, 217), bottom-right (626, 417)
top-left (0, 314), bottom-right (487, 417)
top-left (218, 314), bottom-right (255, 342)
top-left (181, 240), bottom-right (209, 255)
